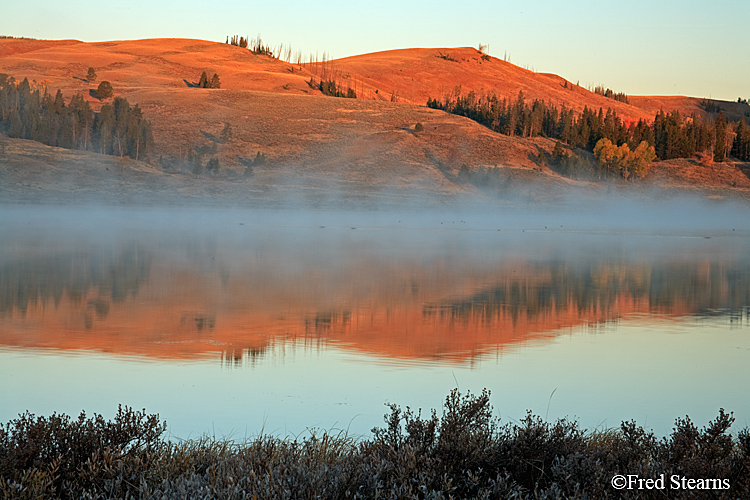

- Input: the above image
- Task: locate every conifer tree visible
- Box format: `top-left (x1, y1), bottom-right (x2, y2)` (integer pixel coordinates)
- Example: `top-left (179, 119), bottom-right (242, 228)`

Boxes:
top-left (210, 73), bottom-right (220, 89)
top-left (731, 119), bottom-right (750, 161)
top-left (58, 112), bottom-right (76, 149)
top-left (69, 94), bottom-right (94, 150)
top-left (192, 154), bottom-right (203, 175)
top-left (52, 89), bottom-right (65, 114)
top-left (7, 109), bottom-right (22, 138)
top-left (96, 103), bottom-right (115, 154)
top-left (714, 112), bottom-right (727, 162)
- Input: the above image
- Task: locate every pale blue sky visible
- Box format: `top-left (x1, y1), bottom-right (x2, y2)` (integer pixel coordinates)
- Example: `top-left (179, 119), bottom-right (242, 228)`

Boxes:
top-left (3, 0), bottom-right (748, 101)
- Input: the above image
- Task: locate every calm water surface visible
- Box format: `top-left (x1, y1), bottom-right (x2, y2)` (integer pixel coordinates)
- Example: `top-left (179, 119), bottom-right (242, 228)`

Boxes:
top-left (1, 203), bottom-right (749, 439)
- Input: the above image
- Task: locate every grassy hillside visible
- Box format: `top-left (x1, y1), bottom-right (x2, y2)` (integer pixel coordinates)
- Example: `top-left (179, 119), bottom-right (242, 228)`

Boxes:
top-left (1, 37), bottom-right (748, 203)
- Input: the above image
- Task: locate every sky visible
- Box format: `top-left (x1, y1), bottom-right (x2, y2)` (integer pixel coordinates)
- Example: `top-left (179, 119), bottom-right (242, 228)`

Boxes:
top-left (3, 0), bottom-right (749, 102)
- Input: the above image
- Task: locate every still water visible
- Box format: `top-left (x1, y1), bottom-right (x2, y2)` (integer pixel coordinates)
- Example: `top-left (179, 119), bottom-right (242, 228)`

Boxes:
top-left (1, 202), bottom-right (749, 439)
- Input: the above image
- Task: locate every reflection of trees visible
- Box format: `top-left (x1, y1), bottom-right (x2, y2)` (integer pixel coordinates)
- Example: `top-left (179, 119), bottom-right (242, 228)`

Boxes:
top-left (649, 264), bottom-right (750, 313)
top-left (305, 310), bottom-right (351, 334)
top-left (0, 245), bottom-right (151, 317)
top-left (424, 261), bottom-right (750, 322)
top-left (221, 345), bottom-right (272, 368)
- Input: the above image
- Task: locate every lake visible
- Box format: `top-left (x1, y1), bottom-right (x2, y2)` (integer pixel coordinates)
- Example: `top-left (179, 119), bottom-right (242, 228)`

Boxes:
top-left (1, 200), bottom-right (749, 440)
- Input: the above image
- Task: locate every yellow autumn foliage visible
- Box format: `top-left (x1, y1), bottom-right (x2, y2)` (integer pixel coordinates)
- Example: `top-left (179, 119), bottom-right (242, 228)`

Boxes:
top-left (594, 138), bottom-right (656, 180)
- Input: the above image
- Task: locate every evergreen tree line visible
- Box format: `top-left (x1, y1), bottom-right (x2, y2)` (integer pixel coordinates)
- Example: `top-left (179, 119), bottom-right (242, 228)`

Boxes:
top-left (0, 75), bottom-right (153, 160)
top-left (592, 85), bottom-right (629, 103)
top-left (427, 88), bottom-right (750, 163)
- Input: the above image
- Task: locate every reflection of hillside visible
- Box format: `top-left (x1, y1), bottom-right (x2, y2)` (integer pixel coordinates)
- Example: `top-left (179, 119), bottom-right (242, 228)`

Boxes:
top-left (3, 247), bottom-right (750, 365)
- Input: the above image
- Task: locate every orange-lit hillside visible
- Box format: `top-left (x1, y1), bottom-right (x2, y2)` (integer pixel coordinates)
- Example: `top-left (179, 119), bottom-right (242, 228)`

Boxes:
top-left (327, 47), bottom-right (652, 123)
top-left (1, 37), bottom-right (726, 128)
top-left (0, 258), bottom-right (704, 364)
top-left (1, 37), bottom-right (748, 199)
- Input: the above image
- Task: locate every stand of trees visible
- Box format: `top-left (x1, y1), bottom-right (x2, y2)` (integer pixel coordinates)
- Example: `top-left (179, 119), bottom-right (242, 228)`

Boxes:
top-left (593, 138), bottom-right (656, 180)
top-left (427, 88), bottom-right (750, 170)
top-left (226, 35), bottom-right (248, 49)
top-left (226, 34), bottom-right (273, 56)
top-left (0, 75), bottom-right (153, 160)
top-left (197, 72), bottom-right (220, 89)
top-left (592, 85), bottom-right (629, 104)
top-left (314, 78), bottom-right (356, 99)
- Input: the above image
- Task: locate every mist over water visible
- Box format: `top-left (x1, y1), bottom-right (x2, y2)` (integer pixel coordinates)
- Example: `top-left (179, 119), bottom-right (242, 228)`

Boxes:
top-left (1, 193), bottom-right (749, 438)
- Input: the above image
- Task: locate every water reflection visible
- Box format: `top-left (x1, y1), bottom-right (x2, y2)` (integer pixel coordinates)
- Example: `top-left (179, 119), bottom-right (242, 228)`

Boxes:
top-left (0, 245), bottom-right (150, 319)
top-left (2, 205), bottom-right (749, 365)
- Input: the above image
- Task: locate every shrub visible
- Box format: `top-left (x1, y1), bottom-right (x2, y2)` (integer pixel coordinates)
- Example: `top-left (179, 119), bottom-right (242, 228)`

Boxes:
top-left (206, 157), bottom-right (220, 173)
top-left (253, 151), bottom-right (266, 166)
top-left (0, 406), bottom-right (165, 498)
top-left (96, 81), bottom-right (113, 99)
top-left (2, 394), bottom-right (748, 499)
top-left (220, 123), bottom-right (233, 143)
top-left (86, 67), bottom-right (96, 82)
top-left (191, 154), bottom-right (203, 175)
top-left (414, 122), bottom-right (424, 133)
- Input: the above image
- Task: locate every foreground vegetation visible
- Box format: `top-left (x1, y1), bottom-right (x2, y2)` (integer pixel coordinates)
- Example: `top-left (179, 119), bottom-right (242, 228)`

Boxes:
top-left (2, 390), bottom-right (748, 499)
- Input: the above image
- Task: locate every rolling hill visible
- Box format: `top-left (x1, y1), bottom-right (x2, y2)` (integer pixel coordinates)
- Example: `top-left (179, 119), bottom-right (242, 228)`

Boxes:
top-left (1, 37), bottom-right (748, 204)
